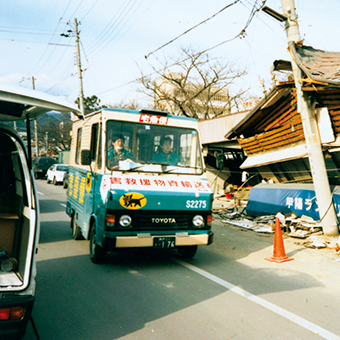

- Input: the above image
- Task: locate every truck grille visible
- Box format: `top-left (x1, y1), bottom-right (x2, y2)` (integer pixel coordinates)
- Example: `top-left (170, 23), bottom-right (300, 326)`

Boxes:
top-left (107, 210), bottom-right (210, 231)
top-left (137, 212), bottom-right (189, 230)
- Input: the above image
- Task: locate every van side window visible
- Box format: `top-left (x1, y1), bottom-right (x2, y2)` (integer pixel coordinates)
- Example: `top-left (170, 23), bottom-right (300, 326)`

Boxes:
top-left (90, 123), bottom-right (98, 161)
top-left (75, 127), bottom-right (82, 164)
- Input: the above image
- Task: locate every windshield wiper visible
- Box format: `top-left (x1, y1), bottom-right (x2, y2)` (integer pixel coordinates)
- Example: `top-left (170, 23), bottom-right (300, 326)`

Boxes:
top-left (120, 161), bottom-right (201, 173)
top-left (121, 161), bottom-right (146, 173)
top-left (162, 164), bottom-right (201, 173)
top-left (148, 162), bottom-right (201, 173)
top-left (148, 161), bottom-right (170, 166)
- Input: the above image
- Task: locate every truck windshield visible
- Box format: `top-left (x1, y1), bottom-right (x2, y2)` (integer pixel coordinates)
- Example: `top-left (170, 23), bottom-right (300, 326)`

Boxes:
top-left (106, 120), bottom-right (203, 174)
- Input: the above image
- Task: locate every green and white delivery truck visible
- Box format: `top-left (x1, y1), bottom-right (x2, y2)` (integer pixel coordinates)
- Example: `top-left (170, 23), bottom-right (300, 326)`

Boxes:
top-left (66, 108), bottom-right (214, 263)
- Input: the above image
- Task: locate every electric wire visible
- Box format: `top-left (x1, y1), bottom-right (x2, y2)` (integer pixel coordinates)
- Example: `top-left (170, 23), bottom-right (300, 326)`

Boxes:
top-left (97, 0), bottom-right (266, 96)
top-left (80, 0), bottom-right (99, 21)
top-left (0, 37), bottom-right (56, 44)
top-left (67, 0), bottom-right (85, 20)
top-left (0, 29), bottom-right (53, 36)
top-left (6, 0), bottom-right (268, 100)
top-left (45, 46), bottom-right (75, 94)
top-left (85, 0), bottom-right (135, 54)
top-left (41, 1), bottom-right (87, 82)
top-left (28, 32), bottom-right (71, 78)
top-left (88, 0), bottom-right (145, 59)
top-left (24, 0), bottom-right (73, 77)
top-left (145, 0), bottom-right (241, 59)
top-left (24, 0), bottom-right (91, 92)
top-left (86, 0), bottom-right (143, 57)
top-left (199, 0), bottom-right (267, 56)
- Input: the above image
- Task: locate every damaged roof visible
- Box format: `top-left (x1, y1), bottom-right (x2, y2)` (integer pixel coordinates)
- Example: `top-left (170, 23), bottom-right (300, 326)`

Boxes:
top-left (225, 83), bottom-right (296, 139)
top-left (289, 42), bottom-right (340, 86)
top-left (226, 42), bottom-right (340, 140)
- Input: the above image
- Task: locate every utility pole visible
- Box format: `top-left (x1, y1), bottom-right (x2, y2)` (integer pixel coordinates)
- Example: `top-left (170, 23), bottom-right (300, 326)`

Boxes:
top-left (60, 18), bottom-right (85, 117)
top-left (74, 18), bottom-right (85, 116)
top-left (280, 0), bottom-right (339, 236)
top-left (31, 76), bottom-right (39, 157)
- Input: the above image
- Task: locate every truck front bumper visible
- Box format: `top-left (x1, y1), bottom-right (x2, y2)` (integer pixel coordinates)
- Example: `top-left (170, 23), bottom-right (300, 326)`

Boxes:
top-left (103, 231), bottom-right (213, 249)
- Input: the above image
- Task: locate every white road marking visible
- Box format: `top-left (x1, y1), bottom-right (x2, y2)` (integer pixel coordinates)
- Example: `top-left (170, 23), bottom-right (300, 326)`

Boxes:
top-left (60, 203), bottom-right (66, 208)
top-left (176, 259), bottom-right (340, 340)
top-left (37, 191), bottom-right (44, 195)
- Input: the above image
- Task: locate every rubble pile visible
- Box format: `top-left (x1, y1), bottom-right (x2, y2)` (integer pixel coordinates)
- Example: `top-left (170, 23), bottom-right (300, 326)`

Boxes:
top-left (212, 196), bottom-right (340, 253)
top-left (215, 208), bottom-right (328, 242)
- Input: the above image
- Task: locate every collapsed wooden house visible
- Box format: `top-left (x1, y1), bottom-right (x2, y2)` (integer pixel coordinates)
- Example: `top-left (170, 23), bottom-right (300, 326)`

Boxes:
top-left (225, 43), bottom-right (340, 185)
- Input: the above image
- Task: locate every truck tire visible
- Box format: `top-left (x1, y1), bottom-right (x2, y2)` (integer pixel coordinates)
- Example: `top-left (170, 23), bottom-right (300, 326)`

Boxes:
top-left (90, 225), bottom-right (106, 264)
top-left (177, 245), bottom-right (197, 259)
top-left (71, 215), bottom-right (82, 240)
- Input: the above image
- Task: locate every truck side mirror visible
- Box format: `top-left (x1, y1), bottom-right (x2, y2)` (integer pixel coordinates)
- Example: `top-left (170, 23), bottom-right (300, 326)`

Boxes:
top-left (202, 146), bottom-right (208, 157)
top-left (81, 150), bottom-right (92, 165)
top-left (214, 150), bottom-right (224, 170)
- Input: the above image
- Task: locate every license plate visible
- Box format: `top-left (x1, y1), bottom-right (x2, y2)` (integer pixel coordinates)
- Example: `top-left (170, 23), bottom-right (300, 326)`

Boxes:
top-left (153, 237), bottom-right (176, 248)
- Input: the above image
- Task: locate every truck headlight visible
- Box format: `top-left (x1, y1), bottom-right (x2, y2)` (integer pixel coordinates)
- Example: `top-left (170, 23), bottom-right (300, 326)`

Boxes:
top-left (192, 215), bottom-right (204, 228)
top-left (119, 215), bottom-right (132, 228)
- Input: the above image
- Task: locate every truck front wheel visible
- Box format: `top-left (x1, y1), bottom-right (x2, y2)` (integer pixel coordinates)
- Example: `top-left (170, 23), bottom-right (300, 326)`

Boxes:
top-left (177, 245), bottom-right (197, 259)
top-left (90, 225), bottom-right (106, 264)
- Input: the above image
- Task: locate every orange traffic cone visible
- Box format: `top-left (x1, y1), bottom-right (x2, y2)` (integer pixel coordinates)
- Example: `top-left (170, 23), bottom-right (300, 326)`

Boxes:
top-left (265, 217), bottom-right (294, 263)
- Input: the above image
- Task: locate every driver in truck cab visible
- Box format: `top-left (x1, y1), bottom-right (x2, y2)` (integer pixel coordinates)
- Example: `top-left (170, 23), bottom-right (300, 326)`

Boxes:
top-left (152, 135), bottom-right (180, 165)
top-left (107, 134), bottom-right (134, 168)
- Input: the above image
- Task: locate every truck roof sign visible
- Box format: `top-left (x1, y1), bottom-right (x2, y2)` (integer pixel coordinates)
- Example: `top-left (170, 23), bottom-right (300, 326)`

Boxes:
top-left (139, 113), bottom-right (168, 125)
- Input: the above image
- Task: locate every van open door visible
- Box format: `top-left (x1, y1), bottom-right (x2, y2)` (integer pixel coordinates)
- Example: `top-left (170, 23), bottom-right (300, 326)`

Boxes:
top-left (0, 84), bottom-right (81, 340)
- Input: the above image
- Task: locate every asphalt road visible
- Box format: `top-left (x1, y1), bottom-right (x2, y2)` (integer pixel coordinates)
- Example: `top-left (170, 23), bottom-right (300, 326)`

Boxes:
top-left (24, 180), bottom-right (340, 340)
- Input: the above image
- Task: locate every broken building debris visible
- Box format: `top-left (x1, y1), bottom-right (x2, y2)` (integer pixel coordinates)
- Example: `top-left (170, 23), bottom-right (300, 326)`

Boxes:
top-left (213, 196), bottom-right (339, 252)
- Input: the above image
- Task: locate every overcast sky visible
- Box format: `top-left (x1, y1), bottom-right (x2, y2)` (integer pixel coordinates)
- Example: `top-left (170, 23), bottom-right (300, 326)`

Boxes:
top-left (0, 0), bottom-right (339, 108)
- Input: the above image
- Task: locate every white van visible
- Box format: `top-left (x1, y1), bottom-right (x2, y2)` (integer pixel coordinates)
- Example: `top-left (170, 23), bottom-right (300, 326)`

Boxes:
top-left (0, 85), bottom-right (80, 340)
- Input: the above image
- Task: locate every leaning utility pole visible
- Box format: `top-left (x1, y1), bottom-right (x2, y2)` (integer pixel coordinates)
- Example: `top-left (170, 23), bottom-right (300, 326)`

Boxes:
top-left (281, 0), bottom-right (339, 236)
top-left (74, 18), bottom-right (85, 116)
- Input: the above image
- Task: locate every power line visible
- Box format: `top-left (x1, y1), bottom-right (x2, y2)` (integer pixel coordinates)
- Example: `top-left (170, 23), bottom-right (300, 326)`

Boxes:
top-left (242, 0), bottom-right (285, 40)
top-left (199, 0), bottom-right (267, 56)
top-left (67, 0), bottom-right (85, 20)
top-left (0, 29), bottom-right (54, 36)
top-left (145, 0), bottom-right (241, 59)
top-left (86, 0), bottom-right (140, 56)
top-left (87, 0), bottom-right (146, 59)
top-left (24, 0), bottom-right (73, 77)
top-left (80, 0), bottom-right (99, 21)
top-left (0, 37), bottom-right (58, 45)
top-left (97, 0), bottom-right (267, 97)
top-left (85, 0), bottom-right (133, 53)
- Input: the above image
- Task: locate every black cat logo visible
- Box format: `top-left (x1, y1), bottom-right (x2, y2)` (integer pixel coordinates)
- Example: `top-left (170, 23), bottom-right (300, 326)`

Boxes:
top-left (122, 194), bottom-right (146, 208)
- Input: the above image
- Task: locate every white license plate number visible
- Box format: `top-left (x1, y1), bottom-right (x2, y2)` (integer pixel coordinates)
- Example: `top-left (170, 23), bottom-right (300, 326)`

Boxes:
top-left (153, 237), bottom-right (176, 248)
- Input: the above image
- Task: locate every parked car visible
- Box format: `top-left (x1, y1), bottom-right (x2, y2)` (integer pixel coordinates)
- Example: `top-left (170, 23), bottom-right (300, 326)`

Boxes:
top-left (33, 157), bottom-right (56, 179)
top-left (47, 164), bottom-right (69, 185)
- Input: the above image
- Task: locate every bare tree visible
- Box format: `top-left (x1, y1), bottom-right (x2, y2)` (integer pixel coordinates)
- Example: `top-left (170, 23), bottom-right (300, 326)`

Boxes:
top-left (137, 48), bottom-right (248, 120)
top-left (37, 113), bottom-right (72, 154)
top-left (106, 98), bottom-right (144, 111)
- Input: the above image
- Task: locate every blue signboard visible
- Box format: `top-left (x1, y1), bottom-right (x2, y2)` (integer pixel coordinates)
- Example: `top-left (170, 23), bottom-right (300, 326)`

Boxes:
top-left (246, 183), bottom-right (340, 225)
